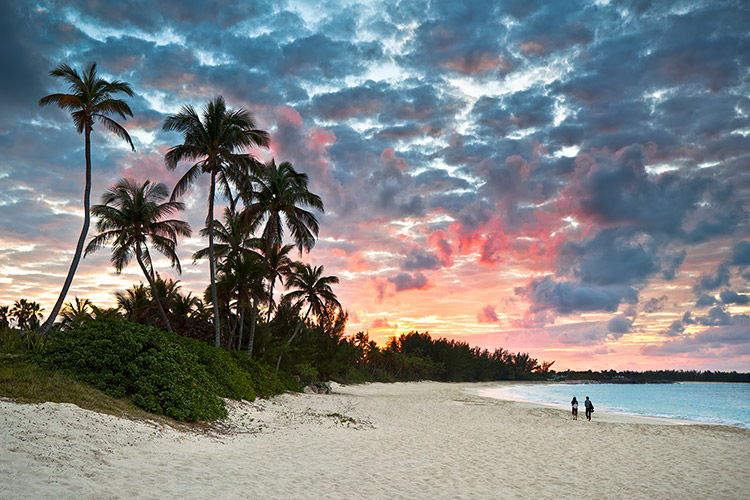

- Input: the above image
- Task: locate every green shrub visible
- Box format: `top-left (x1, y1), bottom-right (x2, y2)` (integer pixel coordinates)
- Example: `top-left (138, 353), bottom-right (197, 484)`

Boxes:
top-left (179, 337), bottom-right (256, 401)
top-left (36, 319), bottom-right (226, 422)
top-left (230, 351), bottom-right (298, 396)
top-left (1, 328), bottom-right (24, 354)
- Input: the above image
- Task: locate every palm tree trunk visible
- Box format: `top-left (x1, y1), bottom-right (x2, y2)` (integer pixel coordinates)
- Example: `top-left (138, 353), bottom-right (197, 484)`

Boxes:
top-left (266, 276), bottom-right (275, 323)
top-left (37, 127), bottom-right (93, 338)
top-left (136, 245), bottom-right (173, 334)
top-left (208, 170), bottom-right (221, 347)
top-left (236, 304), bottom-right (245, 351)
top-left (275, 305), bottom-right (312, 372)
top-left (247, 296), bottom-right (258, 358)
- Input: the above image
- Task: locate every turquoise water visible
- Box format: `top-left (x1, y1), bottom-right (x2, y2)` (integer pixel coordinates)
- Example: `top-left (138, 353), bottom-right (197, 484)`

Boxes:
top-left (479, 382), bottom-right (750, 428)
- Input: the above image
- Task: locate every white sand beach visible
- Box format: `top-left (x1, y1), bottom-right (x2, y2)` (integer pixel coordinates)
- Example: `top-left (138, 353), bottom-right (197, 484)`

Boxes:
top-left (2, 381), bottom-right (748, 500)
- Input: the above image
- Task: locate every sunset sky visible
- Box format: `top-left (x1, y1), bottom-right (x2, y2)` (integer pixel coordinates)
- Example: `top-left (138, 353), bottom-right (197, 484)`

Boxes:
top-left (1, 0), bottom-right (749, 371)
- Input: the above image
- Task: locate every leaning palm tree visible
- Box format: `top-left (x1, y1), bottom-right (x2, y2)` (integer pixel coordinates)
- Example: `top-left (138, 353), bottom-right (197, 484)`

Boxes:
top-left (276, 263), bottom-right (341, 371)
top-left (84, 179), bottom-right (191, 333)
top-left (163, 96), bottom-right (269, 347)
top-left (37, 62), bottom-right (134, 337)
top-left (243, 159), bottom-right (324, 256)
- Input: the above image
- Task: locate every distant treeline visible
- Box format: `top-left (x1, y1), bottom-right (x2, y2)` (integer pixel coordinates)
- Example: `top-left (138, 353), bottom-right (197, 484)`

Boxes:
top-left (348, 331), bottom-right (554, 383)
top-left (556, 369), bottom-right (750, 383)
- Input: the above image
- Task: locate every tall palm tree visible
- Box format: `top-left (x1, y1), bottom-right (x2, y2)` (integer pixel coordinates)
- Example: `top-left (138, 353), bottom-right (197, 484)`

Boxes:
top-left (244, 159), bottom-right (324, 256)
top-left (37, 62), bottom-right (134, 337)
top-left (193, 207), bottom-right (261, 262)
top-left (163, 96), bottom-right (269, 347)
top-left (217, 252), bottom-right (266, 354)
top-left (263, 243), bottom-right (295, 323)
top-left (84, 179), bottom-right (191, 333)
top-left (276, 263), bottom-right (341, 371)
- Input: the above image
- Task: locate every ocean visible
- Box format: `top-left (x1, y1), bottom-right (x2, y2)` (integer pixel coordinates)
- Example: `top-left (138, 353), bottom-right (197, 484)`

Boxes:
top-left (479, 382), bottom-right (750, 428)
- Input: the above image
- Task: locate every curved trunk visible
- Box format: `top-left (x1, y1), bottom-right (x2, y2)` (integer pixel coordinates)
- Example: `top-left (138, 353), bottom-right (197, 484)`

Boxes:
top-left (135, 244), bottom-right (173, 334)
top-left (208, 170), bottom-right (221, 347)
top-left (275, 305), bottom-right (311, 373)
top-left (37, 127), bottom-right (93, 338)
top-left (247, 296), bottom-right (258, 358)
top-left (266, 275), bottom-right (275, 323)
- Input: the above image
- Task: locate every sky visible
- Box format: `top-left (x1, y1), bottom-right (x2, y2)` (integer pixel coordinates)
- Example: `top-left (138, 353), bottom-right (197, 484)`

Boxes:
top-left (1, 0), bottom-right (749, 372)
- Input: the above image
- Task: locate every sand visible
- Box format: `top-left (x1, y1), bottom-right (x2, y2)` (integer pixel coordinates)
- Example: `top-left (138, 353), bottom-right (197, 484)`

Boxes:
top-left (1, 381), bottom-right (748, 499)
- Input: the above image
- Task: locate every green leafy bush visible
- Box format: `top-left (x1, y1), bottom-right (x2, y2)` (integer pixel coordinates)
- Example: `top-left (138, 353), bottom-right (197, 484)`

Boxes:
top-left (37, 319), bottom-right (226, 421)
top-left (179, 337), bottom-right (256, 401)
top-left (230, 351), bottom-right (299, 395)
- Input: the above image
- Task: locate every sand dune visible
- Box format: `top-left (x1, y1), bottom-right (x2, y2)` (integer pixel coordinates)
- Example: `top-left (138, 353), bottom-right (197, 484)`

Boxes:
top-left (2, 382), bottom-right (748, 499)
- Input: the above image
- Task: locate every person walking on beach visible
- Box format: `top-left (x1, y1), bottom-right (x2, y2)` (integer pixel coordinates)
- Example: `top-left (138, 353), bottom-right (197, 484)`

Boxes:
top-left (584, 396), bottom-right (594, 421)
top-left (571, 397), bottom-right (579, 420)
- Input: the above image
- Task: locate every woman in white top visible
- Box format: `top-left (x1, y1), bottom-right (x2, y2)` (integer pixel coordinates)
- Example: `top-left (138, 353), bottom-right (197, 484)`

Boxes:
top-left (571, 397), bottom-right (578, 420)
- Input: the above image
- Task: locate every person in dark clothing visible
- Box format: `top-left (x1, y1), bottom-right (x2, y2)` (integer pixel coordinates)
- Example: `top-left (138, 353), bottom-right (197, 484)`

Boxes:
top-left (571, 397), bottom-right (578, 420)
top-left (584, 396), bottom-right (594, 421)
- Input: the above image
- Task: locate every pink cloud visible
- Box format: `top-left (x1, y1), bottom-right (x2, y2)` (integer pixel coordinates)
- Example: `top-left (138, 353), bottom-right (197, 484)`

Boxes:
top-left (477, 305), bottom-right (499, 323)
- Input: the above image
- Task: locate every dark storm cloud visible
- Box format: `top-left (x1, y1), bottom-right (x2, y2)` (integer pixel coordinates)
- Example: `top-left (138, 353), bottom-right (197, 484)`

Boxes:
top-left (730, 241), bottom-right (750, 266)
top-left (643, 295), bottom-right (667, 314)
top-left (280, 35), bottom-right (382, 80)
top-left (0, 3), bottom-right (56, 129)
top-left (402, 247), bottom-right (441, 272)
top-left (720, 290), bottom-right (750, 305)
top-left (694, 263), bottom-right (731, 293)
top-left (471, 89), bottom-right (556, 138)
top-left (607, 315), bottom-right (632, 336)
top-left (696, 294), bottom-right (718, 308)
top-left (520, 276), bottom-right (638, 315)
top-left (387, 272), bottom-right (429, 292)
top-left (508, 0), bottom-right (595, 57)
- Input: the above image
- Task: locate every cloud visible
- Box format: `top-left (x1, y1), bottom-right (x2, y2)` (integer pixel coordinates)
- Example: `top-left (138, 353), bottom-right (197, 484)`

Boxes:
top-left (694, 263), bottom-right (731, 293)
top-left (477, 305), bottom-right (499, 323)
top-left (643, 315), bottom-right (750, 356)
top-left (607, 316), bottom-right (633, 336)
top-left (520, 276), bottom-right (638, 316)
top-left (719, 290), bottom-right (750, 305)
top-left (388, 272), bottom-right (429, 292)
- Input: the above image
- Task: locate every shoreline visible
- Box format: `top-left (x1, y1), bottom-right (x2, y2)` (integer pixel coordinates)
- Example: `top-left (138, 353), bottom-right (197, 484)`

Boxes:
top-left (2, 381), bottom-right (749, 499)
top-left (473, 380), bottom-right (749, 429)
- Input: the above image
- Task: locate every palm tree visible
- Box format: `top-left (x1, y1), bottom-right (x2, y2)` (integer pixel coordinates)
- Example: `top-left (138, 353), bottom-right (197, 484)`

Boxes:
top-left (116, 283), bottom-right (151, 322)
top-left (263, 243), bottom-right (295, 323)
top-left (11, 299), bottom-right (44, 332)
top-left (84, 179), bottom-right (191, 333)
top-left (193, 207), bottom-right (261, 263)
top-left (276, 263), bottom-right (341, 371)
top-left (163, 96), bottom-right (269, 347)
top-left (244, 159), bottom-right (324, 256)
top-left (0, 306), bottom-right (10, 329)
top-left (217, 252), bottom-right (266, 354)
top-left (60, 297), bottom-right (94, 329)
top-left (37, 62), bottom-right (134, 337)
